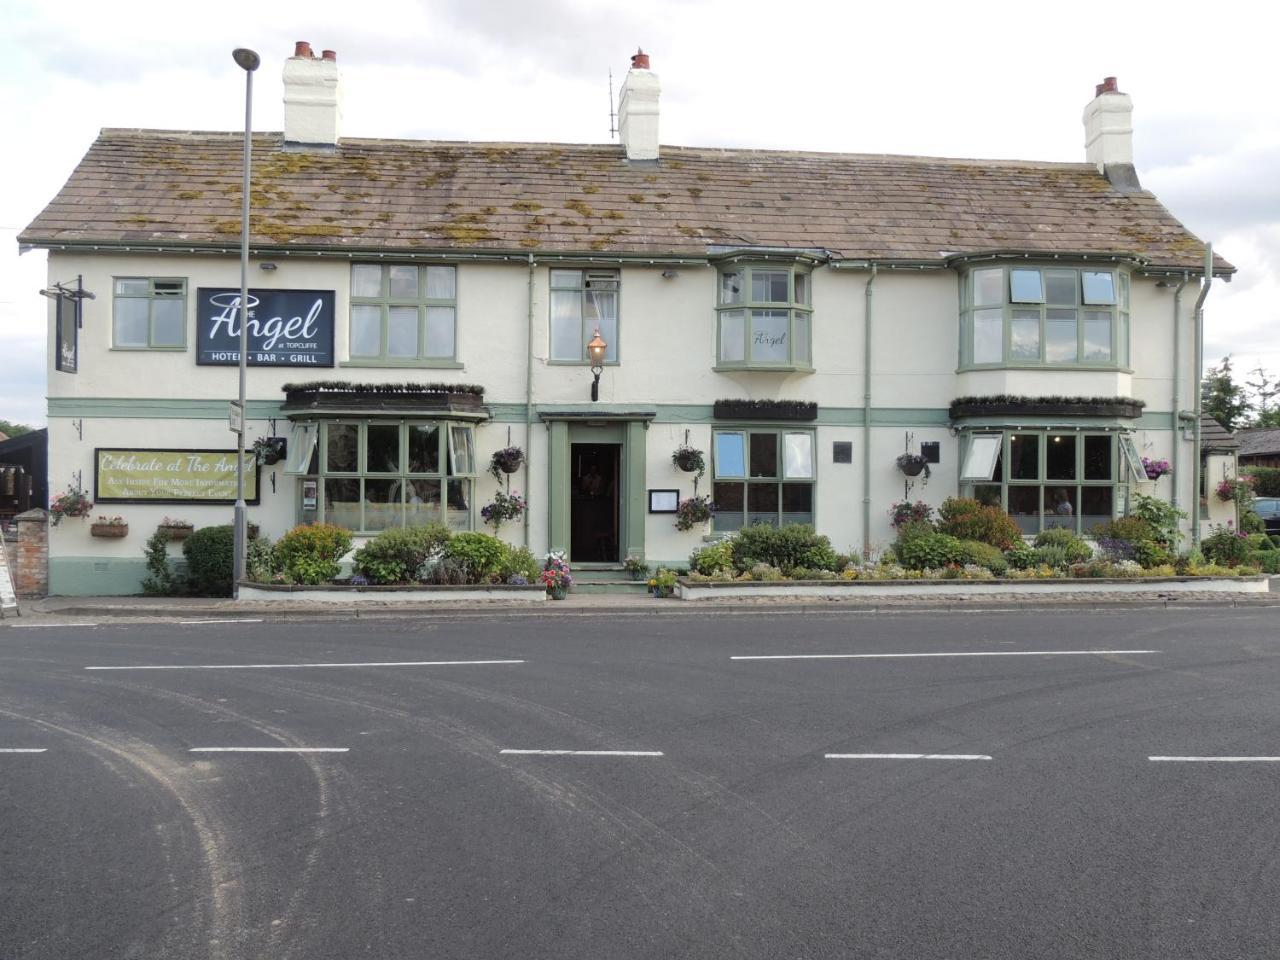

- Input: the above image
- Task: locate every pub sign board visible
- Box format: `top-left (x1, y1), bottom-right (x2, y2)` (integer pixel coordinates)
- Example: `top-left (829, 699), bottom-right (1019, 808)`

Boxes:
top-left (55, 293), bottom-right (78, 374)
top-left (196, 288), bottom-right (334, 367)
top-left (95, 449), bottom-right (260, 504)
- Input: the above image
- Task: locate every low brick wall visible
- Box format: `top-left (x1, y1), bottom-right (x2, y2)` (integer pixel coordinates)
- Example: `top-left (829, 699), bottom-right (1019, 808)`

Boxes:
top-left (15, 509), bottom-right (48, 599)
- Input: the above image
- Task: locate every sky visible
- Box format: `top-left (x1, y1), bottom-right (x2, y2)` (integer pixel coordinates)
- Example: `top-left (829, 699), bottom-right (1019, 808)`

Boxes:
top-left (2, 0), bottom-right (1277, 428)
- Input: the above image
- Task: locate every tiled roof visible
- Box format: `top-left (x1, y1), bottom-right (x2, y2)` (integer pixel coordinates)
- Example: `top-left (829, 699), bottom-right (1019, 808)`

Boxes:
top-left (19, 128), bottom-right (1230, 271)
top-left (1237, 427), bottom-right (1280, 457)
top-left (1200, 414), bottom-right (1239, 451)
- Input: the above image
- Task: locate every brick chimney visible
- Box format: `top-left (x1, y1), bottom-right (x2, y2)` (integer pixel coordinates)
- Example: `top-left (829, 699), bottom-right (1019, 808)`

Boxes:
top-left (283, 41), bottom-right (342, 147)
top-left (618, 48), bottom-right (660, 161)
top-left (1083, 76), bottom-right (1139, 190)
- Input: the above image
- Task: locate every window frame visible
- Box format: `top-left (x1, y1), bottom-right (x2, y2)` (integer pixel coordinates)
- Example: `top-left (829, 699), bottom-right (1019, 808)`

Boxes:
top-left (547, 268), bottom-right (621, 365)
top-left (346, 263), bottom-right (461, 368)
top-left (714, 263), bottom-right (814, 372)
top-left (111, 277), bottom-right (188, 350)
top-left (959, 265), bottom-right (1131, 371)
top-left (711, 426), bottom-right (817, 531)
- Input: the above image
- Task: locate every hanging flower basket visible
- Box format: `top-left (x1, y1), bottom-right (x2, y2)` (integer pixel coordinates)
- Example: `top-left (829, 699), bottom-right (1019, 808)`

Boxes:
top-left (253, 437), bottom-right (287, 466)
top-left (1141, 457), bottom-right (1171, 481)
top-left (672, 445), bottom-right (706, 476)
top-left (675, 495), bottom-right (715, 531)
top-left (896, 453), bottom-right (930, 479)
top-left (49, 486), bottom-right (93, 526)
top-left (489, 446), bottom-right (525, 480)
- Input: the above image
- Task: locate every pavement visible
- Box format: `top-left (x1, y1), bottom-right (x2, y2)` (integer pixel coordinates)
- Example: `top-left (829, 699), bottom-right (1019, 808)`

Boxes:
top-left (2, 608), bottom-right (1280, 958)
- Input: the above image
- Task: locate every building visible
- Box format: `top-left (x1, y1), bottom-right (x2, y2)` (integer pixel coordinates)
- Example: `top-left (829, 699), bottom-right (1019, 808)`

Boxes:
top-left (1237, 427), bottom-right (1280, 470)
top-left (18, 46), bottom-right (1232, 595)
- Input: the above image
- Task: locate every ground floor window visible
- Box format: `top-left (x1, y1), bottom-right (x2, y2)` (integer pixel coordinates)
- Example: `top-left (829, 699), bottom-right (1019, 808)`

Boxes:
top-left (960, 429), bottom-right (1136, 535)
top-left (287, 419), bottom-right (476, 533)
top-left (712, 427), bottom-right (815, 531)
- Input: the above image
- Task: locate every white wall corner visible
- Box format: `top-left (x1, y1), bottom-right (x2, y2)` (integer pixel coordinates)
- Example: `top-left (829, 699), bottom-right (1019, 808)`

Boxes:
top-left (1083, 78), bottom-right (1133, 173)
top-left (619, 58), bottom-right (660, 162)
top-left (283, 43), bottom-right (342, 147)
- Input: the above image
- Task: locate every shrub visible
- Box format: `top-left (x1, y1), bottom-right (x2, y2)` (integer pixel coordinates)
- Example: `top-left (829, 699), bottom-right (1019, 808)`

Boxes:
top-left (1031, 545), bottom-right (1077, 570)
top-left (502, 546), bottom-right (541, 582)
top-left (275, 522), bottom-right (353, 585)
top-left (1032, 528), bottom-right (1092, 564)
top-left (956, 540), bottom-right (1008, 576)
top-left (1243, 466), bottom-right (1280, 497)
top-left (1131, 540), bottom-right (1174, 569)
top-left (936, 497), bottom-right (1020, 549)
top-left (731, 524), bottom-right (841, 574)
top-left (142, 528), bottom-right (185, 595)
top-left (1246, 533), bottom-right (1275, 552)
top-left (897, 532), bottom-right (965, 570)
top-left (1239, 510), bottom-right (1265, 535)
top-left (1091, 516), bottom-right (1156, 544)
top-left (747, 562), bottom-right (786, 581)
top-left (442, 532), bottom-right (510, 583)
top-left (419, 557), bottom-right (469, 584)
top-left (1202, 525), bottom-right (1249, 567)
top-left (1004, 542), bottom-right (1037, 570)
top-left (183, 524), bottom-right (235, 596)
top-left (889, 501), bottom-right (934, 529)
top-left (1129, 493), bottom-right (1187, 548)
top-left (1245, 550), bottom-right (1280, 574)
top-left (352, 523), bottom-right (450, 585)
top-left (246, 535), bottom-right (278, 582)
top-left (690, 539), bottom-right (735, 575)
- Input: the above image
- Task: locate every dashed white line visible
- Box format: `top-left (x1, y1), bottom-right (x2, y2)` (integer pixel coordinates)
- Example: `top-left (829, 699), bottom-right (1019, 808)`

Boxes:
top-left (189, 747), bottom-right (349, 754)
top-left (0, 748), bottom-right (48, 754)
top-left (178, 618), bottom-right (265, 625)
top-left (85, 659), bottom-right (524, 671)
top-left (732, 650), bottom-right (1157, 661)
top-left (500, 749), bottom-right (664, 757)
top-left (1149, 756), bottom-right (1280, 763)
top-left (826, 753), bottom-right (993, 760)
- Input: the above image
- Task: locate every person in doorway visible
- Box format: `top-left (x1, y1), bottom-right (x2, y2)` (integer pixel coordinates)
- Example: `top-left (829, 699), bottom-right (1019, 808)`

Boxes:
top-left (581, 463), bottom-right (604, 498)
top-left (1053, 489), bottom-right (1074, 517)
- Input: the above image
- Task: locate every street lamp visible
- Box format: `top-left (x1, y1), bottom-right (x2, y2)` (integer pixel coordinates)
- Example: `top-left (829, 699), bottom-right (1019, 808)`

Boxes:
top-left (586, 327), bottom-right (607, 402)
top-left (232, 47), bottom-right (259, 597)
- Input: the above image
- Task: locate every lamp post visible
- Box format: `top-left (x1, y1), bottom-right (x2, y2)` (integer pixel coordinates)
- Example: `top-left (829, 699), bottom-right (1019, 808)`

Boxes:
top-left (231, 47), bottom-right (259, 597)
top-left (587, 327), bottom-right (607, 402)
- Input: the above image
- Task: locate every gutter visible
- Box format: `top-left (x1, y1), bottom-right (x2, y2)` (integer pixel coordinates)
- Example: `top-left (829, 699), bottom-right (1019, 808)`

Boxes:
top-left (863, 264), bottom-right (878, 558)
top-left (1170, 275), bottom-right (1190, 511)
top-left (1191, 244), bottom-right (1214, 551)
top-left (524, 253), bottom-right (535, 546)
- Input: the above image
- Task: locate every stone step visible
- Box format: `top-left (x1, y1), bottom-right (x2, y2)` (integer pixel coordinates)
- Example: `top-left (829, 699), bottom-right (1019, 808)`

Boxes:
top-left (571, 579), bottom-right (652, 595)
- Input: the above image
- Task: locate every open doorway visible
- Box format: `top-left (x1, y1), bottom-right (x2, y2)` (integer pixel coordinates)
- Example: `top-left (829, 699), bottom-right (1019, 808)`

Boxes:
top-left (570, 443), bottom-right (620, 562)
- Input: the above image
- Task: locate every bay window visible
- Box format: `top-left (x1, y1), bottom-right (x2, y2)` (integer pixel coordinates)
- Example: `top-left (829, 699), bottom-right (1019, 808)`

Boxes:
top-left (712, 428), bottom-right (815, 531)
top-left (716, 264), bottom-right (812, 370)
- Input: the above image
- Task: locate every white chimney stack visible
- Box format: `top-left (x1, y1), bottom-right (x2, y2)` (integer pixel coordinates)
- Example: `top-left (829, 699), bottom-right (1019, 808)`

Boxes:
top-left (283, 41), bottom-right (342, 147)
top-left (1083, 76), bottom-right (1133, 173)
top-left (618, 49), bottom-right (660, 161)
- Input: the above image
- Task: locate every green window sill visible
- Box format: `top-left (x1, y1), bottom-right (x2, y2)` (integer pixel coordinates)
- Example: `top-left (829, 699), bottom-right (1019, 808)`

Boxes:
top-left (340, 359), bottom-right (464, 369)
top-left (110, 345), bottom-right (188, 352)
top-left (958, 363), bottom-right (1133, 374)
top-left (713, 364), bottom-right (814, 374)
top-left (546, 359), bottom-right (621, 367)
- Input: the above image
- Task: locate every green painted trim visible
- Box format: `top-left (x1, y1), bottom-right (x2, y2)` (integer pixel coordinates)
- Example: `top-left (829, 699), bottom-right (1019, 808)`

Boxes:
top-left (547, 421), bottom-right (570, 555)
top-left (50, 557), bottom-right (151, 596)
top-left (955, 414), bottom-right (1175, 431)
top-left (958, 364), bottom-right (1134, 374)
top-left (340, 360), bottom-right (465, 369)
top-left (624, 420), bottom-right (647, 559)
top-left (48, 397), bottom-right (286, 420)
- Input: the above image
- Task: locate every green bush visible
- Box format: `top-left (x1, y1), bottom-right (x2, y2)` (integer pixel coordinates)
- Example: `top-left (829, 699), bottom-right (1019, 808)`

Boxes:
top-left (352, 523), bottom-right (450, 585)
top-left (246, 535), bottom-right (278, 582)
top-left (1243, 466), bottom-right (1280, 497)
top-left (501, 546), bottom-right (541, 582)
top-left (142, 528), bottom-right (185, 595)
top-left (1130, 493), bottom-right (1187, 547)
top-left (730, 524), bottom-right (840, 574)
top-left (1032, 528), bottom-right (1092, 564)
top-left (1031, 544), bottom-right (1077, 570)
top-left (1202, 526), bottom-right (1249, 567)
top-left (1239, 510), bottom-right (1265, 535)
top-left (690, 539), bottom-right (735, 575)
top-left (1245, 550), bottom-right (1280, 574)
top-left (936, 497), bottom-right (1021, 550)
top-left (897, 532), bottom-right (965, 570)
top-left (1131, 540), bottom-right (1174, 569)
top-left (1245, 533), bottom-right (1273, 552)
top-left (442, 532), bottom-right (509, 583)
top-left (956, 539), bottom-right (1008, 576)
top-left (275, 522), bottom-right (353, 585)
top-left (1091, 516), bottom-right (1157, 543)
top-left (183, 524), bottom-right (235, 596)
top-left (1004, 542), bottom-right (1036, 570)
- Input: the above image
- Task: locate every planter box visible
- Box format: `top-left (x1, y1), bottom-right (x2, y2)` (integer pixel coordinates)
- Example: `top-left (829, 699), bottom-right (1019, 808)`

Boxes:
top-left (713, 399), bottom-right (818, 421)
top-left (90, 523), bottom-right (128, 538)
top-left (675, 575), bottom-right (1270, 601)
top-left (238, 581), bottom-right (547, 604)
top-left (158, 524), bottom-right (193, 541)
top-left (949, 399), bottom-right (1145, 420)
top-left (283, 387), bottom-right (486, 416)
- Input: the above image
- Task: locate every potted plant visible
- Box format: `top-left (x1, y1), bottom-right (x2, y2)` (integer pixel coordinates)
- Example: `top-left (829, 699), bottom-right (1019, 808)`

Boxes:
top-left (1141, 457), bottom-right (1171, 481)
top-left (49, 486), bottom-right (93, 526)
top-left (90, 515), bottom-right (129, 538)
top-left (648, 568), bottom-right (677, 598)
top-left (889, 500), bottom-right (934, 528)
top-left (896, 453), bottom-right (930, 480)
top-left (252, 436), bottom-right (287, 466)
top-left (541, 551), bottom-right (573, 600)
top-left (674, 495), bottom-right (715, 531)
top-left (158, 516), bottom-right (194, 540)
top-left (622, 554), bottom-right (649, 581)
top-left (671, 445), bottom-right (706, 479)
top-left (489, 446), bottom-right (526, 480)
top-left (480, 490), bottom-right (526, 534)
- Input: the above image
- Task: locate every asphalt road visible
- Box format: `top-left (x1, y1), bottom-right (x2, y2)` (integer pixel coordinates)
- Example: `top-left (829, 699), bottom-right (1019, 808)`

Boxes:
top-left (2, 608), bottom-right (1279, 959)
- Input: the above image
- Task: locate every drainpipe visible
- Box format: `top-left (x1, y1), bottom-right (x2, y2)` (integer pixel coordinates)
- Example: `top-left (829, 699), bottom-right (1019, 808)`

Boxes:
top-left (862, 264), bottom-right (878, 558)
top-left (524, 253), bottom-right (536, 546)
top-left (1191, 243), bottom-right (1213, 551)
top-left (1170, 275), bottom-right (1190, 511)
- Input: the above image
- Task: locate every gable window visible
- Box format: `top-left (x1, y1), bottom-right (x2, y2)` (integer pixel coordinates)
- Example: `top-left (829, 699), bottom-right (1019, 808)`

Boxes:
top-left (113, 278), bottom-right (187, 349)
top-left (550, 269), bottom-right (619, 363)
top-left (961, 266), bottom-right (1130, 369)
top-left (349, 264), bottom-right (458, 366)
top-left (715, 264), bottom-right (812, 371)
top-left (712, 427), bottom-right (815, 531)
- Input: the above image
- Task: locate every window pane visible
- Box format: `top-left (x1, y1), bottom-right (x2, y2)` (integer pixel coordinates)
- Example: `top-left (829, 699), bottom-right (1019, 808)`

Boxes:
top-left (363, 478), bottom-right (402, 531)
top-left (596, 309), bottom-right (618, 363)
top-left (425, 306), bottom-right (455, 358)
top-left (747, 484), bottom-right (779, 526)
top-left (352, 264), bottom-right (382, 298)
top-left (1045, 308), bottom-right (1077, 363)
top-left (783, 433), bottom-right (813, 479)
top-left (1085, 435), bottom-right (1116, 481)
top-left (326, 424), bottom-right (359, 472)
top-left (750, 433), bottom-right (778, 478)
top-left (973, 308), bottom-right (1002, 364)
top-left (366, 423), bottom-right (400, 473)
top-left (973, 485), bottom-right (1001, 508)
top-left (285, 423), bottom-right (319, 475)
top-left (750, 310), bottom-right (789, 362)
top-left (448, 425), bottom-right (474, 475)
top-left (550, 269), bottom-right (581, 289)
top-left (1080, 486), bottom-right (1113, 533)
top-left (324, 478), bottom-right (361, 531)
top-left (115, 279), bottom-right (149, 296)
top-left (445, 478), bottom-right (471, 531)
top-left (1082, 271), bottom-right (1116, 305)
top-left (719, 310), bottom-right (745, 363)
top-left (1045, 487), bottom-right (1078, 530)
top-left (586, 290), bottom-right (618, 362)
top-left (115, 298), bottom-right (150, 347)
top-left (793, 312), bottom-right (810, 365)
top-left (550, 289), bottom-right (582, 361)
top-left (973, 268), bottom-right (1003, 306)
top-left (350, 305), bottom-right (382, 357)
top-left (151, 298), bottom-right (185, 346)
top-left (1010, 310), bottom-right (1039, 361)
top-left (408, 425), bottom-right (440, 473)
top-left (1046, 434), bottom-right (1076, 480)
top-left (712, 481), bottom-right (744, 532)
top-left (1083, 310), bottom-right (1112, 362)
top-left (719, 270), bottom-right (743, 305)
top-left (752, 271), bottom-right (788, 303)
top-left (406, 479), bottom-right (442, 527)
top-left (1045, 270), bottom-right (1078, 305)
top-left (1119, 273), bottom-right (1130, 309)
top-left (961, 434), bottom-right (1002, 482)
top-left (426, 266), bottom-right (455, 300)
top-left (794, 272), bottom-right (809, 305)
top-left (1118, 312), bottom-right (1129, 367)
top-left (781, 483), bottom-right (814, 525)
top-left (1118, 435), bottom-right (1146, 483)
top-left (1009, 433), bottom-right (1039, 480)
top-left (715, 433), bottom-right (746, 478)
top-left (1010, 269), bottom-right (1044, 303)
top-left (388, 265), bottom-right (418, 299)
top-left (387, 306), bottom-right (419, 358)
top-left (1007, 485), bottom-right (1041, 535)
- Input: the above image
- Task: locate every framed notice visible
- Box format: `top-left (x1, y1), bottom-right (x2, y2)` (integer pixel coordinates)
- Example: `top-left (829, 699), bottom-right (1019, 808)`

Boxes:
top-left (94, 449), bottom-right (260, 504)
top-left (55, 293), bottom-right (78, 374)
top-left (196, 288), bottom-right (335, 367)
top-left (648, 489), bottom-right (680, 513)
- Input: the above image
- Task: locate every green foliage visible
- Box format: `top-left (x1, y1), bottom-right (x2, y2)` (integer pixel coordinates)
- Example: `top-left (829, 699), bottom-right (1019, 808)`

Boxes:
top-left (352, 523), bottom-right (451, 584)
top-left (730, 524), bottom-right (840, 574)
top-left (1131, 540), bottom-right (1174, 569)
top-left (1239, 509), bottom-right (1265, 535)
top-left (956, 539), bottom-right (1008, 576)
top-left (246, 536), bottom-right (278, 582)
top-left (747, 562), bottom-right (786, 581)
top-left (142, 528), bottom-right (183, 595)
top-left (897, 532), bottom-right (965, 570)
top-left (502, 546), bottom-right (541, 582)
top-left (1004, 542), bottom-right (1037, 570)
top-left (1129, 493), bottom-right (1187, 548)
top-left (1032, 528), bottom-right (1092, 563)
top-left (442, 532), bottom-right (509, 582)
top-left (183, 525), bottom-right (234, 596)
top-left (690, 539), bottom-right (735, 575)
top-left (1245, 550), bottom-right (1280, 574)
top-left (0, 419), bottom-right (33, 438)
top-left (1201, 355), bottom-right (1251, 432)
top-left (1031, 545), bottom-right (1077, 570)
top-left (936, 497), bottom-right (1021, 549)
top-left (1243, 467), bottom-right (1280, 497)
top-left (1202, 525), bottom-right (1249, 567)
top-left (275, 522), bottom-right (353, 585)
top-left (1246, 533), bottom-right (1274, 551)
top-left (1091, 515), bottom-right (1156, 544)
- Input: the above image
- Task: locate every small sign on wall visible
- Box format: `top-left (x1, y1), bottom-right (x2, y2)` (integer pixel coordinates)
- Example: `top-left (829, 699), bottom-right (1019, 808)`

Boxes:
top-left (95, 448), bottom-right (259, 504)
top-left (648, 489), bottom-right (679, 513)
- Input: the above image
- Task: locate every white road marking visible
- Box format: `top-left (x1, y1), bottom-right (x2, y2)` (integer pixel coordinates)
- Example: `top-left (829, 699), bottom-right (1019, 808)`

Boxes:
top-left (85, 659), bottom-right (524, 671)
top-left (1149, 756), bottom-right (1280, 763)
top-left (11, 623), bottom-right (97, 628)
top-left (732, 650), bottom-right (1158, 661)
top-left (178, 618), bottom-right (266, 625)
top-left (500, 749), bottom-right (664, 757)
top-left (189, 747), bottom-right (349, 754)
top-left (825, 753), bottom-right (993, 760)
top-left (0, 748), bottom-right (48, 754)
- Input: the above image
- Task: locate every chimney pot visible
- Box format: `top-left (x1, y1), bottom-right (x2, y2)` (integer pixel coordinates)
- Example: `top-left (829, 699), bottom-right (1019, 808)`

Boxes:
top-left (631, 48), bottom-right (650, 70)
top-left (322, 49), bottom-right (337, 61)
top-left (1095, 76), bottom-right (1118, 96)
top-left (294, 40), bottom-right (313, 58)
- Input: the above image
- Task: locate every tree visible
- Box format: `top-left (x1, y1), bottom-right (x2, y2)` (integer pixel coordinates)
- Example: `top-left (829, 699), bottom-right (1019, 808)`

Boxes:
top-left (1201, 356), bottom-right (1251, 432)
top-left (0, 420), bottom-right (34, 439)
top-left (1245, 365), bottom-right (1280, 428)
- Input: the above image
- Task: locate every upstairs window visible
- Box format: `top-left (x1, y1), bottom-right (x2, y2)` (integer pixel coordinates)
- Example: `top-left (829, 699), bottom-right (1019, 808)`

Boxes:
top-left (715, 264), bottom-right (812, 370)
top-left (349, 263), bottom-right (457, 365)
top-left (113, 278), bottom-right (187, 349)
top-left (550, 269), bottom-right (619, 363)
